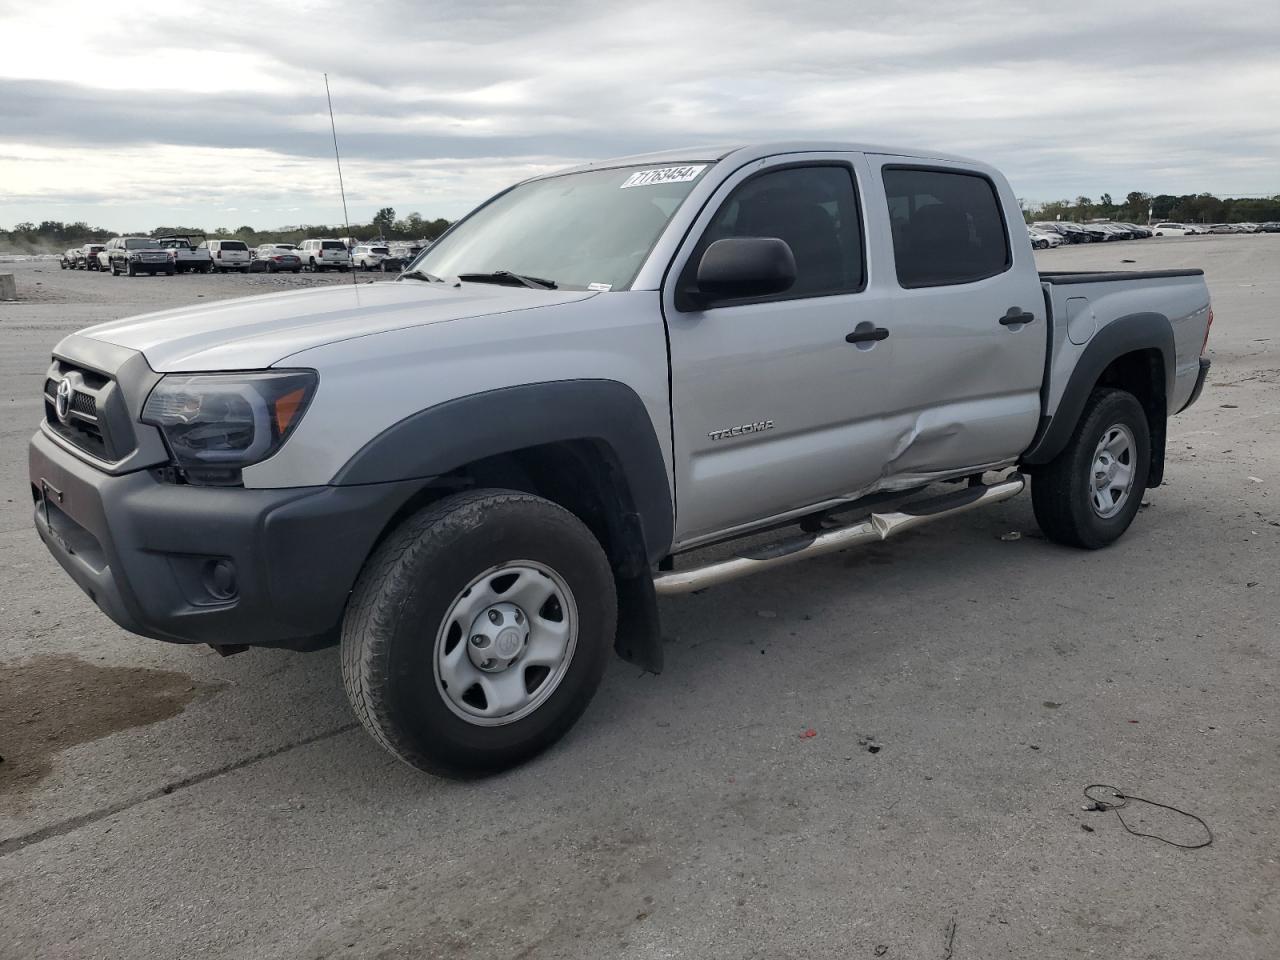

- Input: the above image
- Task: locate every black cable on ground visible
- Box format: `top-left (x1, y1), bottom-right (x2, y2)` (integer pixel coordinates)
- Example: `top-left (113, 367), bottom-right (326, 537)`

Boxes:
top-left (1083, 783), bottom-right (1213, 849)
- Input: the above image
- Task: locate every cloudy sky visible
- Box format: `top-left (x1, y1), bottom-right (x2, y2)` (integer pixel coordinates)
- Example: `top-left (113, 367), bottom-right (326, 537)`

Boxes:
top-left (2, 0), bottom-right (1277, 232)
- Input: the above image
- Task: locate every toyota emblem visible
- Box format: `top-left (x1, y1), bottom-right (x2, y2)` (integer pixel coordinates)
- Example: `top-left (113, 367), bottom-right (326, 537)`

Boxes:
top-left (54, 378), bottom-right (74, 423)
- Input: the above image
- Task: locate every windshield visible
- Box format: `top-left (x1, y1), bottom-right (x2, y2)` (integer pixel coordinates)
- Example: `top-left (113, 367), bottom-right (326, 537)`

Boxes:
top-left (413, 163), bottom-right (711, 291)
top-left (124, 238), bottom-right (160, 250)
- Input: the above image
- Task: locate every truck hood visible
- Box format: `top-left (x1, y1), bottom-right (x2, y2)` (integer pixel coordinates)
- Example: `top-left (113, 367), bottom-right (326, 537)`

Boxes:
top-left (80, 280), bottom-right (596, 371)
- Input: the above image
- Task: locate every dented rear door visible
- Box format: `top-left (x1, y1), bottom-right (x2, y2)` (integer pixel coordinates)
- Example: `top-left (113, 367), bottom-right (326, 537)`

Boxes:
top-left (864, 156), bottom-right (1047, 476)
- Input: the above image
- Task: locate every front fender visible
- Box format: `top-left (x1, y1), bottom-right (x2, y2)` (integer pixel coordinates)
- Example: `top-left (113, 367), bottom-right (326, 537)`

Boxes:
top-left (333, 379), bottom-right (674, 562)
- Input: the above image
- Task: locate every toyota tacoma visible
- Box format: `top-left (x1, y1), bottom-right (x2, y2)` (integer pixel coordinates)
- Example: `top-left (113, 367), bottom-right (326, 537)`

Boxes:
top-left (29, 141), bottom-right (1213, 776)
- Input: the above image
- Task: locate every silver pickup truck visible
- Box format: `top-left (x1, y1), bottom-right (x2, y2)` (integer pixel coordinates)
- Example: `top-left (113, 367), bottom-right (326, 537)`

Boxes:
top-left (29, 141), bottom-right (1212, 776)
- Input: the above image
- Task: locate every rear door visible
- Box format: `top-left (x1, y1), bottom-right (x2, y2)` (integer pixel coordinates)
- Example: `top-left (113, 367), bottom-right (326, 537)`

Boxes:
top-left (864, 158), bottom-right (1046, 473)
top-left (662, 153), bottom-right (899, 545)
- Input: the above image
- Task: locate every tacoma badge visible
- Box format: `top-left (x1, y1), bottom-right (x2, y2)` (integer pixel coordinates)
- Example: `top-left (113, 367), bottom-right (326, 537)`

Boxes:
top-left (708, 419), bottom-right (774, 441)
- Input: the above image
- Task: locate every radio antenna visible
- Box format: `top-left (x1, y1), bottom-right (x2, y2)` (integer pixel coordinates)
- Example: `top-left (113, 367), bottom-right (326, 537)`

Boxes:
top-left (323, 72), bottom-right (357, 287)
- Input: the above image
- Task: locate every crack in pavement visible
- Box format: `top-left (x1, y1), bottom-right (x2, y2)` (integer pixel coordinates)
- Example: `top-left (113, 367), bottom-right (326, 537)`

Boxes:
top-left (0, 722), bottom-right (359, 858)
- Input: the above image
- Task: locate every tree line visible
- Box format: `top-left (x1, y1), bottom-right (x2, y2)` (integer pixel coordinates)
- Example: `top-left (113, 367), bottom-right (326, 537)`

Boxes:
top-left (0, 207), bottom-right (453, 254)
top-left (1024, 191), bottom-right (1280, 224)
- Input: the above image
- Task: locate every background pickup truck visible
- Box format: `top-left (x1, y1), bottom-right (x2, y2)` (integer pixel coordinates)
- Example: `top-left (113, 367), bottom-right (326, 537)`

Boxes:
top-left (155, 235), bottom-right (213, 274)
top-left (28, 141), bottom-right (1212, 777)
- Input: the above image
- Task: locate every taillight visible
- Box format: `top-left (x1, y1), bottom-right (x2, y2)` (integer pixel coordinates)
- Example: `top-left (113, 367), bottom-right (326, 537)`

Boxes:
top-left (1201, 306), bottom-right (1213, 357)
top-left (216, 250), bottom-right (222, 259)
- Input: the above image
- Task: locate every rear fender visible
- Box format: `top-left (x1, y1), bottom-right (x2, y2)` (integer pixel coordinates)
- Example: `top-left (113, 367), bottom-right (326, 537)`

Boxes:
top-left (1022, 312), bottom-right (1174, 478)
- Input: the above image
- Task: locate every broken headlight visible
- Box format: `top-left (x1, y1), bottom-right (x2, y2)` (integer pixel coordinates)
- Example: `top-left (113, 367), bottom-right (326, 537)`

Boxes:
top-left (142, 371), bottom-right (317, 482)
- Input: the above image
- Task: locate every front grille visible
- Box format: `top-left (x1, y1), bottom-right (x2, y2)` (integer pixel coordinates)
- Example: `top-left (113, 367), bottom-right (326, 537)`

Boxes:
top-left (43, 360), bottom-right (132, 462)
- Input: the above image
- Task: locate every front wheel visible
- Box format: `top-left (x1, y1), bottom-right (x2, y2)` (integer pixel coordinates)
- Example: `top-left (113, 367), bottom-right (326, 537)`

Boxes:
top-left (341, 489), bottom-right (617, 777)
top-left (1031, 388), bottom-right (1150, 549)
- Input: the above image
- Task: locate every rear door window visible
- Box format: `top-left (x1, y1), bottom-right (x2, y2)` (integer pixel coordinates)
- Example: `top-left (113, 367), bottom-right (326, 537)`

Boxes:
top-left (220, 241), bottom-right (248, 251)
top-left (882, 167), bottom-right (1010, 288)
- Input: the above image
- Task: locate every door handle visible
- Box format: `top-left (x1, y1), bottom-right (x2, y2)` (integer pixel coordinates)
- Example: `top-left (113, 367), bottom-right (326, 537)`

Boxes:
top-left (1000, 307), bottom-right (1035, 326)
top-left (845, 327), bottom-right (890, 344)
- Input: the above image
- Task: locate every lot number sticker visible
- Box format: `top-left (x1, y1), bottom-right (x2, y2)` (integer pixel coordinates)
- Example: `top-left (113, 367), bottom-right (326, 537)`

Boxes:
top-left (620, 165), bottom-right (707, 189)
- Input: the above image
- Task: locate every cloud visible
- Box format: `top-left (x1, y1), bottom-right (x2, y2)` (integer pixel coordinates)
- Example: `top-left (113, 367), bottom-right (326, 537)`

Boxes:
top-left (1, 0), bottom-right (1278, 229)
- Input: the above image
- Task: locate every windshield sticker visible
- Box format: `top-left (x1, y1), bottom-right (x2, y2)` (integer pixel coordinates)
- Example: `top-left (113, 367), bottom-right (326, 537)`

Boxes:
top-left (587, 282), bottom-right (612, 292)
top-left (620, 165), bottom-right (707, 189)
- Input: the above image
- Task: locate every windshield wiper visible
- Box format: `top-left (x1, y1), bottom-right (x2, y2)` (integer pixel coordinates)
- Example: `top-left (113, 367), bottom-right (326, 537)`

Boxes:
top-left (399, 268), bottom-right (445, 283)
top-left (457, 269), bottom-right (557, 290)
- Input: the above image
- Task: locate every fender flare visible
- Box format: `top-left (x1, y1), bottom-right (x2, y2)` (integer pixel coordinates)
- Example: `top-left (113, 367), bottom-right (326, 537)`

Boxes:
top-left (333, 379), bottom-right (674, 562)
top-left (1022, 312), bottom-right (1174, 466)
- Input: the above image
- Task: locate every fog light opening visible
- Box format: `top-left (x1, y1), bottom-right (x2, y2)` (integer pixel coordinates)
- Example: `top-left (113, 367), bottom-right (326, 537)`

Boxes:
top-left (202, 559), bottom-right (238, 601)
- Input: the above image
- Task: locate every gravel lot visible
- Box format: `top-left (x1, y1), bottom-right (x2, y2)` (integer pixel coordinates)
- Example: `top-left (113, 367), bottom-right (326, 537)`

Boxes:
top-left (1, 237), bottom-right (1277, 959)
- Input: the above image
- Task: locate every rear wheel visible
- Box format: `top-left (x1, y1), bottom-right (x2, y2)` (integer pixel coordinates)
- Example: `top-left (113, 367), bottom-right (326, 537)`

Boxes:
top-left (341, 489), bottom-right (616, 777)
top-left (1031, 388), bottom-right (1150, 549)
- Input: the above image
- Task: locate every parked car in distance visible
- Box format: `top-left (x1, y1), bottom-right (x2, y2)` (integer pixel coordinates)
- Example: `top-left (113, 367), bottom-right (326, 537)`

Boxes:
top-left (1027, 227), bottom-right (1062, 249)
top-left (104, 236), bottom-right (175, 276)
top-left (352, 244), bottom-right (394, 270)
top-left (79, 243), bottom-right (107, 270)
top-left (299, 238), bottom-right (352, 272)
top-left (96, 247), bottom-right (112, 271)
top-left (156, 236), bottom-right (213, 274)
top-left (59, 247), bottom-right (78, 270)
top-left (385, 244), bottom-right (424, 271)
top-left (250, 244), bottom-right (303, 273)
top-left (1259, 222), bottom-right (1280, 233)
top-left (29, 140), bottom-right (1214, 777)
top-left (201, 239), bottom-right (253, 272)
top-left (1207, 223), bottom-right (1237, 234)
top-left (1153, 222), bottom-right (1198, 236)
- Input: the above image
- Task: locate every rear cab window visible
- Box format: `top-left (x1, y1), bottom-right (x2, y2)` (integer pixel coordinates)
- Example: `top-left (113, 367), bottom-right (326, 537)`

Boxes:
top-left (882, 167), bottom-right (1011, 288)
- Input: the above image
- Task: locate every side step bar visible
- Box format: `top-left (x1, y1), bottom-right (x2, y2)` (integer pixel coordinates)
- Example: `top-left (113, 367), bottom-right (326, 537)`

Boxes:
top-left (652, 474), bottom-right (1026, 596)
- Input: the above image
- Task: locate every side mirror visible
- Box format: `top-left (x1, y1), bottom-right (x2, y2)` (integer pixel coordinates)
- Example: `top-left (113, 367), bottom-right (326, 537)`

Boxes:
top-left (686, 237), bottom-right (796, 309)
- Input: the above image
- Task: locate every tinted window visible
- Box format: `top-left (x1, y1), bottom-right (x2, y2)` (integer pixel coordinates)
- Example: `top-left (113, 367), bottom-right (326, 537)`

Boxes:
top-left (883, 168), bottom-right (1010, 287)
top-left (220, 241), bottom-right (248, 251)
top-left (321, 240), bottom-right (345, 250)
top-left (124, 238), bottom-right (160, 249)
top-left (690, 165), bottom-right (864, 302)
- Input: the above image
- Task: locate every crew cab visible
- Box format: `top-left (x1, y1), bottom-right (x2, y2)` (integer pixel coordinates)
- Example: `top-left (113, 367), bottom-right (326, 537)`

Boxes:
top-left (28, 141), bottom-right (1212, 777)
top-left (156, 236), bottom-right (213, 274)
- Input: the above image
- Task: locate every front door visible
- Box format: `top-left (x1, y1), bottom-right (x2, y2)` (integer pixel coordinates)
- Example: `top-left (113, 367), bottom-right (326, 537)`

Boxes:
top-left (662, 155), bottom-right (899, 547)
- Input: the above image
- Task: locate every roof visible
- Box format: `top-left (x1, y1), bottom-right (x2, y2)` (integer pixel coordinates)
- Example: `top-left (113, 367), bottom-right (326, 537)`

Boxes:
top-left (545, 140), bottom-right (984, 179)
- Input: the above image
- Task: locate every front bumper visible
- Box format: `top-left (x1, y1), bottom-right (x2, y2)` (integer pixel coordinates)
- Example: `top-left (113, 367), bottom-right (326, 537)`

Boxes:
top-left (29, 430), bottom-right (423, 649)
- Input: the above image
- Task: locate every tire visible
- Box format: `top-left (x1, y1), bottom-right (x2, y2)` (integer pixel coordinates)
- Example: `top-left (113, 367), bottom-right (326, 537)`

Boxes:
top-left (1031, 388), bottom-right (1150, 549)
top-left (341, 489), bottom-right (617, 777)
top-left (126, 262), bottom-right (136, 277)
top-left (60, 260), bottom-right (67, 270)
top-left (292, 268), bottom-right (301, 274)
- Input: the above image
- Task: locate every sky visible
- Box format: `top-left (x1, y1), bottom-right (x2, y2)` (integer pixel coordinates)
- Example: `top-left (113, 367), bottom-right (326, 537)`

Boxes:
top-left (1, 0), bottom-right (1278, 232)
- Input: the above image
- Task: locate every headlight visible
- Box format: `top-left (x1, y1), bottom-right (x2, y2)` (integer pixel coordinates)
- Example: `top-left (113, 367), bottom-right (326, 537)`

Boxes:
top-left (142, 371), bottom-right (317, 483)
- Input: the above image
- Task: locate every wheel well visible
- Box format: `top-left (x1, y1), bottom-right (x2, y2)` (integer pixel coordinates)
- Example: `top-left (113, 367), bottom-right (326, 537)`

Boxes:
top-left (371, 440), bottom-right (651, 579)
top-left (1095, 348), bottom-right (1167, 486)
